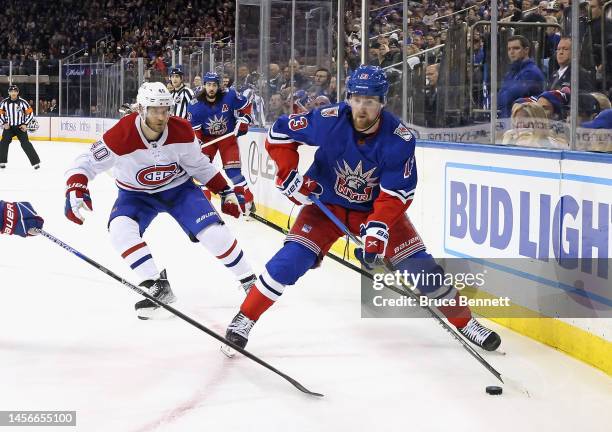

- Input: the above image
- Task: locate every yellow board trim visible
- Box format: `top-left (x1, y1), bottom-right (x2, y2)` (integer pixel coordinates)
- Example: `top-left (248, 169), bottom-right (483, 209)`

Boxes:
top-left (255, 202), bottom-right (611, 375)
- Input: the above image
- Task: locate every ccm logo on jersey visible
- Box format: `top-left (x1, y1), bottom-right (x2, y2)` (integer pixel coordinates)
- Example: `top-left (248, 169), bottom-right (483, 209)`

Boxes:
top-left (136, 163), bottom-right (180, 186)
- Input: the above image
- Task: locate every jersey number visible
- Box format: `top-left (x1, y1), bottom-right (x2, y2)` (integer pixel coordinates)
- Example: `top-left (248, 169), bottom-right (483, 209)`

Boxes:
top-left (288, 116), bottom-right (308, 131)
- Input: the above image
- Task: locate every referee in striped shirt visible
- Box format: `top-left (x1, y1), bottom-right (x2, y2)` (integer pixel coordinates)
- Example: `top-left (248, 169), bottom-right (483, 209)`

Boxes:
top-left (0, 85), bottom-right (40, 169)
top-left (169, 67), bottom-right (194, 119)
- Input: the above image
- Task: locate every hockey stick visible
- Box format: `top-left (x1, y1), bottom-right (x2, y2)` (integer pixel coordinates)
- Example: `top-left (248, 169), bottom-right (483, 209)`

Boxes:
top-left (35, 229), bottom-right (324, 397)
top-left (309, 197), bottom-right (504, 384)
top-left (200, 131), bottom-right (236, 149)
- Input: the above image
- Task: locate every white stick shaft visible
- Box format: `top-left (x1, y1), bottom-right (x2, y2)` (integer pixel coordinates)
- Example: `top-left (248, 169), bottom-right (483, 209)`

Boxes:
top-left (200, 131), bottom-right (236, 149)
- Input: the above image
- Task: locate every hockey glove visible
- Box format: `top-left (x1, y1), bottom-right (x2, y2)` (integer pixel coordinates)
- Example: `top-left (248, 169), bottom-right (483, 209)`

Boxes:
top-left (219, 187), bottom-right (242, 219)
top-left (1, 201), bottom-right (44, 237)
top-left (276, 170), bottom-right (322, 206)
top-left (355, 221), bottom-right (389, 270)
top-left (235, 114), bottom-right (252, 137)
top-left (234, 184), bottom-right (255, 215)
top-left (65, 174), bottom-right (93, 225)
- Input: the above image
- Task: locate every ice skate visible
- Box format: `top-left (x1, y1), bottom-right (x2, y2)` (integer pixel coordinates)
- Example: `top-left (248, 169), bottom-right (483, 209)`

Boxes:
top-left (135, 270), bottom-right (177, 320)
top-left (458, 318), bottom-right (501, 351)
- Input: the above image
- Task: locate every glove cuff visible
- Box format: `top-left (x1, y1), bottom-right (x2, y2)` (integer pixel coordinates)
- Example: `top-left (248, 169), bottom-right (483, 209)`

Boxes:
top-left (66, 174), bottom-right (89, 194)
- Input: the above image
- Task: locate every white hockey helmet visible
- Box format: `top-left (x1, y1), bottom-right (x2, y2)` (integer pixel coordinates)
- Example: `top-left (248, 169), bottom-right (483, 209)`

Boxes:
top-left (136, 81), bottom-right (174, 120)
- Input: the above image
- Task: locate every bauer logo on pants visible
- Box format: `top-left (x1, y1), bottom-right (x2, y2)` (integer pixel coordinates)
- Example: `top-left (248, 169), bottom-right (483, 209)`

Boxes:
top-left (136, 163), bottom-right (180, 186)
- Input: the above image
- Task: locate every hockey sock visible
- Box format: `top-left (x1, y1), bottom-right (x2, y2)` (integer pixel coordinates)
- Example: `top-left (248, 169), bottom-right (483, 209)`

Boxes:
top-left (436, 291), bottom-right (472, 329)
top-left (109, 216), bottom-right (160, 282)
top-left (394, 250), bottom-right (472, 328)
top-left (196, 223), bottom-right (253, 279)
top-left (240, 270), bottom-right (285, 320)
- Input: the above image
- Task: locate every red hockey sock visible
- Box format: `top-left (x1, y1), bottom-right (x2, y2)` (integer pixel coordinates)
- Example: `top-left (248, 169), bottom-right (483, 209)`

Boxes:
top-left (240, 284), bottom-right (275, 321)
top-left (202, 188), bottom-right (212, 200)
top-left (437, 292), bottom-right (472, 329)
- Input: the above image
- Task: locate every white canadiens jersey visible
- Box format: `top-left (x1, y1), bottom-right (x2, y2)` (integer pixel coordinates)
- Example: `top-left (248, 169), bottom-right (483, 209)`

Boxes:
top-left (65, 113), bottom-right (219, 193)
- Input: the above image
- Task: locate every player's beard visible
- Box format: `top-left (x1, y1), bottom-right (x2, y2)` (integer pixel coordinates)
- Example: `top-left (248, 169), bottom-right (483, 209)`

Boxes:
top-left (352, 111), bottom-right (381, 134)
top-left (205, 90), bottom-right (217, 102)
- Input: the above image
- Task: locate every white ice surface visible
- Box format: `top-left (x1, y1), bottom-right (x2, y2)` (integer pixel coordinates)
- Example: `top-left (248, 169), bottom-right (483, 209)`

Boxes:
top-left (0, 141), bottom-right (610, 432)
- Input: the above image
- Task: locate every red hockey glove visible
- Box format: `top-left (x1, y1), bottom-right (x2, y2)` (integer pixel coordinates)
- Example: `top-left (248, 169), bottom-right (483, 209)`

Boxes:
top-left (219, 187), bottom-right (242, 219)
top-left (275, 170), bottom-right (322, 206)
top-left (65, 174), bottom-right (93, 225)
top-left (235, 114), bottom-right (252, 137)
top-left (355, 221), bottom-right (389, 270)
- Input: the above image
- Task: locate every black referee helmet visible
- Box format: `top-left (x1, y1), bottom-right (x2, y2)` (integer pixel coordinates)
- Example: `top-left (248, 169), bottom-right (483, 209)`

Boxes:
top-left (8, 84), bottom-right (19, 93)
top-left (169, 67), bottom-right (183, 76)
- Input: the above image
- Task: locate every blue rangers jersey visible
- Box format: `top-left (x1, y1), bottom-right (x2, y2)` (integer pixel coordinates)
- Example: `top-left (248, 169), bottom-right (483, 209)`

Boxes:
top-left (266, 102), bottom-right (417, 214)
top-left (187, 88), bottom-right (250, 138)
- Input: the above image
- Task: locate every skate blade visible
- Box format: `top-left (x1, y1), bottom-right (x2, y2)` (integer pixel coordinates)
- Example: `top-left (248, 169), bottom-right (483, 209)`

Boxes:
top-left (136, 304), bottom-right (176, 320)
top-left (220, 344), bottom-right (236, 358)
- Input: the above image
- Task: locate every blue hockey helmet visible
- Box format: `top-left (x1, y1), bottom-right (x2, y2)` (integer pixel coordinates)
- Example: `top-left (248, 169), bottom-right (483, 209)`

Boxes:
top-left (204, 71), bottom-right (221, 85)
top-left (346, 65), bottom-right (389, 104)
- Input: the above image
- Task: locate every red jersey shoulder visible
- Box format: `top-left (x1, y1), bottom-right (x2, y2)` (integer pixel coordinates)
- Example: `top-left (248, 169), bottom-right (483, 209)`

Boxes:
top-left (102, 113), bottom-right (146, 156)
top-left (166, 116), bottom-right (196, 144)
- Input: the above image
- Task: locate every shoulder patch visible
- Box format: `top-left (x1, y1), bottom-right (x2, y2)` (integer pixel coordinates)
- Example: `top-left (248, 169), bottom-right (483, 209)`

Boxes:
top-left (394, 123), bottom-right (414, 142)
top-left (189, 98), bottom-right (198, 105)
top-left (320, 106), bottom-right (339, 118)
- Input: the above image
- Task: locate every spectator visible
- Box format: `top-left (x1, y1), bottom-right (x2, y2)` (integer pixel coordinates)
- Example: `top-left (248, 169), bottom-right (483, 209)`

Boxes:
top-left (193, 75), bottom-right (202, 89)
top-left (502, 101), bottom-right (567, 148)
top-left (536, 89), bottom-right (570, 121)
top-left (549, 37), bottom-right (595, 91)
top-left (47, 99), bottom-right (58, 116)
top-left (578, 92), bottom-right (612, 125)
top-left (268, 93), bottom-right (285, 118)
top-left (268, 63), bottom-right (283, 94)
top-left (425, 63), bottom-right (440, 127)
top-left (581, 108), bottom-right (612, 129)
top-left (310, 67), bottom-right (334, 102)
top-left (498, 35), bottom-right (545, 118)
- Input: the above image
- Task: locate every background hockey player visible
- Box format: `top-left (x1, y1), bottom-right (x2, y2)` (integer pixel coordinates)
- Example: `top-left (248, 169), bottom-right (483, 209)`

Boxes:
top-left (1, 200), bottom-right (43, 236)
top-left (169, 67), bottom-right (195, 119)
top-left (224, 65), bottom-right (502, 353)
top-left (64, 82), bottom-right (256, 319)
top-left (0, 85), bottom-right (41, 170)
top-left (187, 72), bottom-right (255, 215)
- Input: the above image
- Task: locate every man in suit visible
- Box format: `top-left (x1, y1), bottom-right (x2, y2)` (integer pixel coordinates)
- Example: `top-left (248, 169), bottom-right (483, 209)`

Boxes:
top-left (549, 37), bottom-right (595, 91)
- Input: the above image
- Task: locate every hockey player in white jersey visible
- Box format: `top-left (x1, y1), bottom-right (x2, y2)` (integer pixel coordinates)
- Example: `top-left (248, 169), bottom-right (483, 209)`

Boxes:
top-left (64, 82), bottom-right (256, 319)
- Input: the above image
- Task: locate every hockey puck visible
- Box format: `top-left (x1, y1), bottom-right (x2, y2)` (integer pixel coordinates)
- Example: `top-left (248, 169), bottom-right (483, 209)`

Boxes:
top-left (486, 386), bottom-right (503, 395)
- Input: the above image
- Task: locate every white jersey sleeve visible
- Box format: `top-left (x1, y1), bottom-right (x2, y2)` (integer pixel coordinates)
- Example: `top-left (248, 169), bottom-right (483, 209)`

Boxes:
top-left (65, 139), bottom-right (117, 181)
top-left (176, 138), bottom-right (220, 185)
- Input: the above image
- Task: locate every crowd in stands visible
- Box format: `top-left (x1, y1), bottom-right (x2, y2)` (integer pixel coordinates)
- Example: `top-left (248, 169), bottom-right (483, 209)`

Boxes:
top-left (2, 0), bottom-right (610, 148)
top-left (0, 0), bottom-right (235, 76)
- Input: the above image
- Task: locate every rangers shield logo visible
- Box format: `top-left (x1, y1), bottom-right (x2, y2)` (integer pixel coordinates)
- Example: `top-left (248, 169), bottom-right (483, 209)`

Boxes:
top-left (334, 160), bottom-right (378, 203)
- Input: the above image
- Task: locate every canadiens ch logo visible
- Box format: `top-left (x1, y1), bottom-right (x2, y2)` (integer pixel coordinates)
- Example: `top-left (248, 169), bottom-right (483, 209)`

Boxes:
top-left (205, 114), bottom-right (228, 135)
top-left (334, 160), bottom-right (378, 203)
top-left (136, 163), bottom-right (180, 186)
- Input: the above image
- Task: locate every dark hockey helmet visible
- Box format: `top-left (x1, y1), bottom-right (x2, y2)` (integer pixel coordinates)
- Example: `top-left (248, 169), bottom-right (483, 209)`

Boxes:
top-left (169, 66), bottom-right (184, 76)
top-left (346, 65), bottom-right (389, 104)
top-left (8, 84), bottom-right (19, 93)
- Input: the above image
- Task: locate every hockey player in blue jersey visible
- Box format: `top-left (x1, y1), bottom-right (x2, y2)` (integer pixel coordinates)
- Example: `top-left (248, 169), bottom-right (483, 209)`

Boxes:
top-left (0, 200), bottom-right (43, 236)
top-left (187, 72), bottom-right (255, 215)
top-left (224, 65), bottom-right (502, 352)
